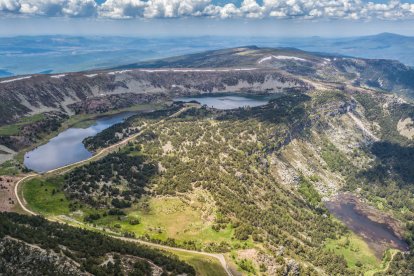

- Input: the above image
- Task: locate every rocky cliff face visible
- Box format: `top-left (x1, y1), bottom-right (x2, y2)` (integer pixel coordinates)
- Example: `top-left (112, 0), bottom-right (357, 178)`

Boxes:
top-left (0, 236), bottom-right (88, 276)
top-left (3, 46), bottom-right (414, 126)
top-left (0, 68), bottom-right (311, 125)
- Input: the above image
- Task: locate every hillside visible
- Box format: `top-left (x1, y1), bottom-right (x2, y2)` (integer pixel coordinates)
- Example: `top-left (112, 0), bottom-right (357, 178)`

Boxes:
top-left (2, 34), bottom-right (414, 78)
top-left (1, 46), bottom-right (414, 127)
top-left (0, 212), bottom-right (195, 275)
top-left (117, 46), bottom-right (414, 97)
top-left (20, 89), bottom-right (414, 274)
top-left (1, 47), bottom-right (414, 275)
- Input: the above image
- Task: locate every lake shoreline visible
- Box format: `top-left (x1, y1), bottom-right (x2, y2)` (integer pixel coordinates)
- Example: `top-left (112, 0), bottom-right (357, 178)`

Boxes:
top-left (23, 111), bottom-right (136, 173)
top-left (325, 192), bottom-right (409, 258)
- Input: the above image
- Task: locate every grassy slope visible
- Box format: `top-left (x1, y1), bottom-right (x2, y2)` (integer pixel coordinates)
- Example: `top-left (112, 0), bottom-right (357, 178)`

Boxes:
top-left (96, 196), bottom-right (234, 245)
top-left (22, 177), bottom-right (70, 215)
top-left (21, 178), bottom-right (227, 276)
top-left (0, 113), bottom-right (45, 136)
top-left (0, 160), bottom-right (20, 176)
top-left (325, 233), bottom-right (380, 270)
top-left (19, 92), bottom-right (411, 274)
top-left (23, 178), bottom-right (236, 248)
top-left (165, 250), bottom-right (227, 276)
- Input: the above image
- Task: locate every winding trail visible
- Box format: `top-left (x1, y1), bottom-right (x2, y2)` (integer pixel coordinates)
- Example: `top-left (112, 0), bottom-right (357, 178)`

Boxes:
top-left (13, 105), bottom-right (233, 276)
top-left (14, 174), bottom-right (37, 216)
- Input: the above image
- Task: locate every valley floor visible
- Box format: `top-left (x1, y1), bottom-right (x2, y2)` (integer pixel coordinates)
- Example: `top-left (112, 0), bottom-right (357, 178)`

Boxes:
top-left (2, 89), bottom-right (414, 275)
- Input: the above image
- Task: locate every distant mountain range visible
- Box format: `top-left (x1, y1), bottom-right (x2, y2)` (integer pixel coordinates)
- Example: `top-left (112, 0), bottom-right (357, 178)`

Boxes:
top-left (1, 33), bottom-right (414, 77)
top-left (276, 32), bottom-right (414, 66)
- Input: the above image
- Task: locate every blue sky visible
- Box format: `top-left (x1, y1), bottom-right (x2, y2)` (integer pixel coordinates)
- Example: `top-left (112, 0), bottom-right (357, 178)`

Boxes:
top-left (1, 0), bottom-right (414, 36)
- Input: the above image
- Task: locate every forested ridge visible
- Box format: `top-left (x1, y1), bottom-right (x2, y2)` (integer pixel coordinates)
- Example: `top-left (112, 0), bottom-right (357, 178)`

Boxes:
top-left (64, 152), bottom-right (157, 208)
top-left (0, 212), bottom-right (195, 275)
top-left (18, 89), bottom-right (414, 274)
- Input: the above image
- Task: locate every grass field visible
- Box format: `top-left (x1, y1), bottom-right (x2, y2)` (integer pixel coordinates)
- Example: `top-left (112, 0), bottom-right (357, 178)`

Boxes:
top-left (325, 232), bottom-right (381, 271)
top-left (21, 175), bottom-right (248, 252)
top-left (23, 177), bottom-right (240, 250)
top-left (22, 177), bottom-right (70, 215)
top-left (96, 196), bottom-right (234, 246)
top-left (166, 250), bottom-right (227, 276)
top-left (0, 113), bottom-right (45, 136)
top-left (0, 160), bottom-right (20, 176)
top-left (53, 213), bottom-right (228, 276)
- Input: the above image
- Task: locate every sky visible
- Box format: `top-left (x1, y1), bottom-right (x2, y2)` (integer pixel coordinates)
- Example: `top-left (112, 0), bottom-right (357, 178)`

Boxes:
top-left (1, 0), bottom-right (414, 36)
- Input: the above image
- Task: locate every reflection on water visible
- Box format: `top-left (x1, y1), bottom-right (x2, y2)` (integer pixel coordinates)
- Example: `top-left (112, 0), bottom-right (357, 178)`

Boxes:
top-left (325, 194), bottom-right (409, 258)
top-left (24, 112), bottom-right (134, 173)
top-left (174, 95), bottom-right (269, 110)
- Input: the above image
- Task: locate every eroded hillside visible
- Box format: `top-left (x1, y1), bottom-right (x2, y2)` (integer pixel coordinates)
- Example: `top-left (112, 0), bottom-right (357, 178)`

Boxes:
top-left (0, 212), bottom-right (195, 276)
top-left (2, 46), bottom-right (414, 126)
top-left (19, 87), bottom-right (414, 274)
top-left (2, 47), bottom-right (414, 275)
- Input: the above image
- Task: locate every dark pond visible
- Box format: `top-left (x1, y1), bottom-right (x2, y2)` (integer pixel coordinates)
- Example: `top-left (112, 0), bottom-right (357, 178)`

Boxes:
top-left (325, 194), bottom-right (409, 258)
top-left (24, 112), bottom-right (135, 173)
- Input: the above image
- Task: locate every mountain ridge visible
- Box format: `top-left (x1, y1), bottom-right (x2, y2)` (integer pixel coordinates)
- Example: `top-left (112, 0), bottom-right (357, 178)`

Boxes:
top-left (0, 46), bottom-right (413, 127)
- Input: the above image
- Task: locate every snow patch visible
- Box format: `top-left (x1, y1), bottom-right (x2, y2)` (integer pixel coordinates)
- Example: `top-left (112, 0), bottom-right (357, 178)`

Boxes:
top-left (51, 74), bottom-right (66, 79)
top-left (139, 68), bottom-right (257, 73)
top-left (378, 78), bottom-right (384, 87)
top-left (257, 56), bottom-right (273, 64)
top-left (140, 69), bottom-right (170, 73)
top-left (258, 55), bottom-right (307, 64)
top-left (107, 70), bottom-right (132, 75)
top-left (85, 74), bottom-right (98, 78)
top-left (321, 58), bottom-right (331, 65)
top-left (0, 76), bottom-right (32, 84)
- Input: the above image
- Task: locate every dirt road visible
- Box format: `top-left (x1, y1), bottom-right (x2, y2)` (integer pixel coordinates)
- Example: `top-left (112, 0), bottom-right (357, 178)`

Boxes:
top-left (13, 105), bottom-right (233, 276)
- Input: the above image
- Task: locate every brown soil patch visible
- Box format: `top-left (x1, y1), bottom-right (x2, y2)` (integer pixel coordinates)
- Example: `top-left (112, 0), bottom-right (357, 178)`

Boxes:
top-left (0, 176), bottom-right (20, 212)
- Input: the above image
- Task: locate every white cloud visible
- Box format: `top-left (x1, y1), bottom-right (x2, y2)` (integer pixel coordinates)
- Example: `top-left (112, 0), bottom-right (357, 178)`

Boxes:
top-left (203, 3), bottom-right (240, 18)
top-left (1, 0), bottom-right (97, 17)
top-left (63, 0), bottom-right (97, 17)
top-left (99, 0), bottom-right (212, 18)
top-left (1, 0), bottom-right (414, 20)
top-left (99, 0), bottom-right (147, 18)
top-left (240, 0), bottom-right (264, 18)
top-left (144, 0), bottom-right (210, 18)
top-left (0, 0), bottom-right (21, 12)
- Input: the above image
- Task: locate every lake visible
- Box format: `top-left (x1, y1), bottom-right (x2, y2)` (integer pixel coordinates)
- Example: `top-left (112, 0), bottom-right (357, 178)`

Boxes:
top-left (24, 94), bottom-right (269, 173)
top-left (24, 112), bottom-right (135, 173)
top-left (174, 95), bottom-right (269, 110)
top-left (325, 193), bottom-right (409, 258)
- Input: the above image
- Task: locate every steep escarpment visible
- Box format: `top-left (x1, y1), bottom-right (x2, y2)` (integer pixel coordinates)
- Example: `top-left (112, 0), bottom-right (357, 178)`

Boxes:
top-left (0, 68), bottom-right (310, 125)
top-left (0, 236), bottom-right (88, 276)
top-left (3, 46), bottom-right (414, 274)
top-left (0, 111), bottom-right (68, 151)
top-left (3, 46), bottom-right (414, 126)
top-left (119, 47), bottom-right (414, 98)
top-left (26, 88), bottom-right (413, 274)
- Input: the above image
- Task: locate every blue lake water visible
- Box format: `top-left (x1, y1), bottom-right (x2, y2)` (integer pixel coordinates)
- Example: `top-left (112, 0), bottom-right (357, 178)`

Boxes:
top-left (174, 95), bottom-right (269, 110)
top-left (24, 112), bottom-right (134, 173)
top-left (24, 95), bottom-right (269, 173)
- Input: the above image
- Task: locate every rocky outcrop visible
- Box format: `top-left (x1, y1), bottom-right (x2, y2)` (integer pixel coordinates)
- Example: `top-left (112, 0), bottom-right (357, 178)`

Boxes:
top-left (0, 111), bottom-right (68, 151)
top-left (0, 68), bottom-right (311, 125)
top-left (0, 236), bottom-right (88, 276)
